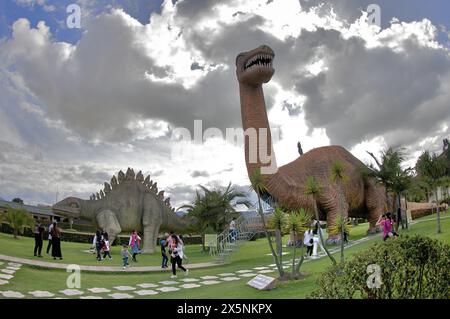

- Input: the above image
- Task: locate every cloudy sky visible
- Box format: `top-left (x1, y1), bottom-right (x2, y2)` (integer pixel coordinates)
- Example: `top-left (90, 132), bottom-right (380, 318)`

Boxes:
top-left (0, 0), bottom-right (449, 207)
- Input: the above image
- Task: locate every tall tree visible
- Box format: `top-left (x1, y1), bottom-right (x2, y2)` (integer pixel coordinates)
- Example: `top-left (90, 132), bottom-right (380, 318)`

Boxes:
top-left (330, 160), bottom-right (348, 264)
top-left (2, 207), bottom-right (35, 239)
top-left (367, 147), bottom-right (411, 221)
top-left (284, 208), bottom-right (311, 279)
top-left (11, 198), bottom-right (24, 204)
top-left (305, 176), bottom-right (336, 265)
top-left (249, 168), bottom-right (286, 279)
top-left (416, 151), bottom-right (447, 233)
top-left (182, 183), bottom-right (251, 251)
top-left (267, 207), bottom-right (288, 266)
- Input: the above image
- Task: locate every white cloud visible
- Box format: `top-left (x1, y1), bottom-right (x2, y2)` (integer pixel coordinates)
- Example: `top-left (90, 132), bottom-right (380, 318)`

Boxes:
top-left (1, 0), bottom-right (450, 207)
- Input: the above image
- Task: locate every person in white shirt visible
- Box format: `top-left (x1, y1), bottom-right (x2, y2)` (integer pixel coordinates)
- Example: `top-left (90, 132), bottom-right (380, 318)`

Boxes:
top-left (45, 221), bottom-right (55, 255)
top-left (229, 217), bottom-right (237, 243)
top-left (303, 228), bottom-right (314, 257)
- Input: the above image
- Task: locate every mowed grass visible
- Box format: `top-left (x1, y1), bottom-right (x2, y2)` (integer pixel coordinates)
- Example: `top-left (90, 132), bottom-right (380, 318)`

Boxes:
top-left (1, 210), bottom-right (449, 299)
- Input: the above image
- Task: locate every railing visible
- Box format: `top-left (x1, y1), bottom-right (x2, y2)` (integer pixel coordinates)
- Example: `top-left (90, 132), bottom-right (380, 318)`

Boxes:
top-left (211, 211), bottom-right (274, 263)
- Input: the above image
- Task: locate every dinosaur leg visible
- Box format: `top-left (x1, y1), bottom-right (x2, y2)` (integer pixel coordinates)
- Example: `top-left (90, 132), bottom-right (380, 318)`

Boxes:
top-left (365, 181), bottom-right (384, 234)
top-left (96, 210), bottom-right (122, 245)
top-left (323, 190), bottom-right (349, 244)
top-left (141, 201), bottom-right (161, 254)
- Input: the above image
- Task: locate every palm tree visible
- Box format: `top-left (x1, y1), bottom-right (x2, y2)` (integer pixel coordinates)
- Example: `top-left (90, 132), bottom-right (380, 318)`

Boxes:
top-left (284, 208), bottom-right (311, 279)
top-left (304, 176), bottom-right (336, 265)
top-left (267, 207), bottom-right (288, 266)
top-left (367, 147), bottom-right (406, 210)
top-left (416, 151), bottom-right (447, 233)
top-left (2, 207), bottom-right (35, 239)
top-left (249, 168), bottom-right (286, 279)
top-left (182, 183), bottom-right (251, 251)
top-left (330, 160), bottom-right (348, 264)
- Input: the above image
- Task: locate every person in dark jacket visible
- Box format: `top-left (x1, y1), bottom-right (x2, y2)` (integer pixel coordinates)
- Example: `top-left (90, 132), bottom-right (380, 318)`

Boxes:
top-left (33, 221), bottom-right (45, 257)
top-left (51, 223), bottom-right (63, 260)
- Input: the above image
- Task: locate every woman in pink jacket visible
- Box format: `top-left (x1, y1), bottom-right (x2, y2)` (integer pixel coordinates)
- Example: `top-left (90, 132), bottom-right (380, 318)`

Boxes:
top-left (129, 230), bottom-right (141, 262)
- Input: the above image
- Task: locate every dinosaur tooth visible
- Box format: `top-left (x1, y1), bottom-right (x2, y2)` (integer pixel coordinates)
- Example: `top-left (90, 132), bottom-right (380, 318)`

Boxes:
top-left (96, 192), bottom-right (100, 200)
top-left (100, 190), bottom-right (105, 198)
top-left (104, 182), bottom-right (111, 193)
top-left (144, 175), bottom-right (150, 184)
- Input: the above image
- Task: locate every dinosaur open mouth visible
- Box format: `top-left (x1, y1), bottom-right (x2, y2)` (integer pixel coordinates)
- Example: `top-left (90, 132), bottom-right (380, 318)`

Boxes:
top-left (244, 53), bottom-right (273, 71)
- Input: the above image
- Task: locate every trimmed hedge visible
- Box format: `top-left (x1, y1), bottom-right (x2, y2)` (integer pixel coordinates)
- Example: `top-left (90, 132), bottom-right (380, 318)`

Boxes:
top-left (310, 235), bottom-right (450, 299)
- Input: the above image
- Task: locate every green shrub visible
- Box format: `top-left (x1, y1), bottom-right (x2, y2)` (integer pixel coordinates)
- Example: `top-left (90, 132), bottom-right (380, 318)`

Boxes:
top-left (310, 235), bottom-right (450, 299)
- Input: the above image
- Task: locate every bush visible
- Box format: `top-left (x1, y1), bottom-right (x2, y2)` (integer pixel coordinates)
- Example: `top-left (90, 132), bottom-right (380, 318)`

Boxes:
top-left (310, 235), bottom-right (450, 299)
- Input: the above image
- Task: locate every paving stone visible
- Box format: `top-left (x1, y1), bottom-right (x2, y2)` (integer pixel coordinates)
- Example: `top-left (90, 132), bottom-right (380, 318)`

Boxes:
top-left (80, 296), bottom-right (103, 299)
top-left (157, 286), bottom-right (180, 292)
top-left (6, 266), bottom-right (21, 271)
top-left (258, 269), bottom-right (274, 274)
top-left (236, 269), bottom-right (252, 273)
top-left (268, 264), bottom-right (276, 267)
top-left (220, 276), bottom-right (240, 281)
top-left (282, 265), bottom-right (290, 269)
top-left (113, 286), bottom-right (136, 291)
top-left (180, 278), bottom-right (199, 282)
top-left (1, 291), bottom-right (25, 298)
top-left (60, 289), bottom-right (84, 296)
top-left (135, 289), bottom-right (159, 296)
top-left (28, 291), bottom-right (55, 298)
top-left (253, 267), bottom-right (268, 270)
top-left (158, 280), bottom-right (178, 285)
top-left (0, 279), bottom-right (9, 285)
top-left (88, 287), bottom-right (111, 293)
top-left (8, 262), bottom-right (22, 267)
top-left (109, 293), bottom-right (134, 299)
top-left (137, 283), bottom-right (159, 289)
top-left (200, 280), bottom-right (221, 285)
top-left (218, 273), bottom-right (235, 276)
top-left (200, 275), bottom-right (219, 280)
top-left (239, 273), bottom-right (258, 277)
top-left (1, 269), bottom-right (16, 275)
top-left (179, 283), bottom-right (201, 289)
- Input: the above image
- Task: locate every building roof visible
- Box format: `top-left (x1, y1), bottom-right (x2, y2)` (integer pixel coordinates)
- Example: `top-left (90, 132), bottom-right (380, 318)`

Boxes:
top-left (0, 200), bottom-right (61, 217)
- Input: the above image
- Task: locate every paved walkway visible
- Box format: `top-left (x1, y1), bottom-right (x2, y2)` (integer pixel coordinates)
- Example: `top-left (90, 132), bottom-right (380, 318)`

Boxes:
top-left (0, 254), bottom-right (221, 272)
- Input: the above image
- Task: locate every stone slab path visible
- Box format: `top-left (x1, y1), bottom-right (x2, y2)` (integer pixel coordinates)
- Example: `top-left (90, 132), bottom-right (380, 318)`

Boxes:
top-left (0, 233), bottom-right (381, 299)
top-left (0, 254), bottom-right (221, 273)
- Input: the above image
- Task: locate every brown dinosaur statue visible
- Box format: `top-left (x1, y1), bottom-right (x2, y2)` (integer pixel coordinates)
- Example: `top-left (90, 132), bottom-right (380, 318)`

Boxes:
top-left (235, 44), bottom-right (385, 238)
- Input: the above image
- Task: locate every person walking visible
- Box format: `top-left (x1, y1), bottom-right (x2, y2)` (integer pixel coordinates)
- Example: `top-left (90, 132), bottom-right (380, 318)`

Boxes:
top-left (94, 229), bottom-right (103, 261)
top-left (45, 221), bottom-right (55, 255)
top-left (121, 244), bottom-right (132, 269)
top-left (33, 221), bottom-right (45, 257)
top-left (376, 213), bottom-right (398, 241)
top-left (303, 228), bottom-right (314, 257)
top-left (160, 237), bottom-right (169, 268)
top-left (129, 230), bottom-right (141, 262)
top-left (51, 223), bottom-right (63, 260)
top-left (170, 234), bottom-right (188, 278)
top-left (229, 217), bottom-right (237, 243)
top-left (102, 233), bottom-right (112, 260)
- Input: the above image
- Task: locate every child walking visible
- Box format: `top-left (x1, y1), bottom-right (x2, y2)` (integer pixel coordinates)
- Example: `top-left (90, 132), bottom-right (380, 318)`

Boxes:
top-left (121, 244), bottom-right (132, 269)
top-left (160, 238), bottom-right (168, 268)
top-left (129, 230), bottom-right (141, 262)
top-left (102, 234), bottom-right (112, 260)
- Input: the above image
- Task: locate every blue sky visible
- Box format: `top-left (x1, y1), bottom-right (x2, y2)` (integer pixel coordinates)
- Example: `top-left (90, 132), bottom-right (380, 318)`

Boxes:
top-left (1, 1), bottom-right (450, 45)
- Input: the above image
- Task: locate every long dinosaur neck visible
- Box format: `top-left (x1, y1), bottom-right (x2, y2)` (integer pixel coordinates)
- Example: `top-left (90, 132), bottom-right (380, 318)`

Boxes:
top-left (239, 83), bottom-right (278, 179)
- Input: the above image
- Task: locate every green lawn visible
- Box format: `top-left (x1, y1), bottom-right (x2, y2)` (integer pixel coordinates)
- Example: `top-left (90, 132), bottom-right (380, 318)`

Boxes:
top-left (1, 210), bottom-right (449, 299)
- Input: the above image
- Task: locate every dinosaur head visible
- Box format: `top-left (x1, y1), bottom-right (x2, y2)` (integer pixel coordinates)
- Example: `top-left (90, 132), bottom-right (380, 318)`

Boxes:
top-left (52, 197), bottom-right (82, 218)
top-left (236, 44), bottom-right (274, 85)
